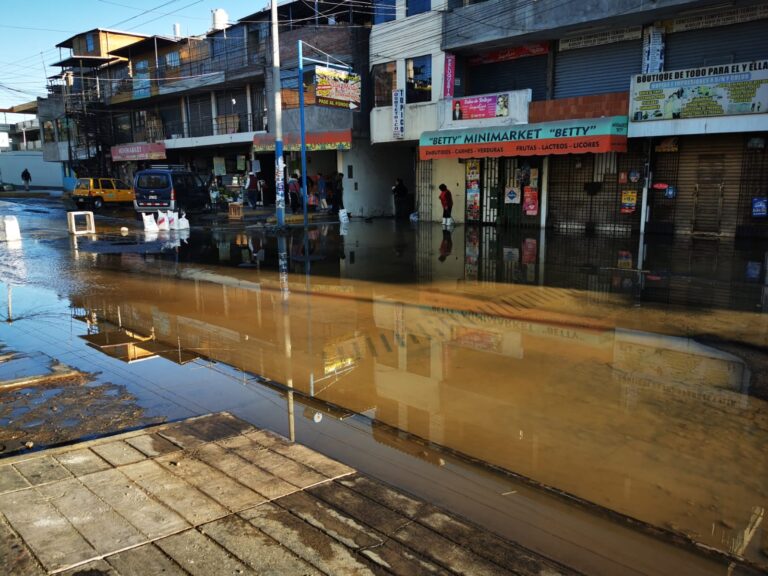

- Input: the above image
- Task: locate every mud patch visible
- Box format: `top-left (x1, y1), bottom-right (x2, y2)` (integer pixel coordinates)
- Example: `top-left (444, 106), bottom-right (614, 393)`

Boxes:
top-left (0, 375), bottom-right (163, 456)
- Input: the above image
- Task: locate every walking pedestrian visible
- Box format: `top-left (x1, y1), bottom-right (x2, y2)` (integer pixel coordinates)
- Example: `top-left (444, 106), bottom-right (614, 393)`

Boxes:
top-left (21, 168), bottom-right (31, 191)
top-left (438, 183), bottom-right (453, 228)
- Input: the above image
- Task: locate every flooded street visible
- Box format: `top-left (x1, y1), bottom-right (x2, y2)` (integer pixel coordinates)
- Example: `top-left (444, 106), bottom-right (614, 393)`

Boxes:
top-left (1, 198), bottom-right (767, 575)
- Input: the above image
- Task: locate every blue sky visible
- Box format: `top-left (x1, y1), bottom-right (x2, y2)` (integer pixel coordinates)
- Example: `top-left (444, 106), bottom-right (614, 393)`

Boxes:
top-left (0, 0), bottom-right (269, 120)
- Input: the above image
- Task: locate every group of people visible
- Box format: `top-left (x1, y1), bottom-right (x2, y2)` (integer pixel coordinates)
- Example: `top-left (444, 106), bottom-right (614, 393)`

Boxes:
top-left (285, 171), bottom-right (345, 215)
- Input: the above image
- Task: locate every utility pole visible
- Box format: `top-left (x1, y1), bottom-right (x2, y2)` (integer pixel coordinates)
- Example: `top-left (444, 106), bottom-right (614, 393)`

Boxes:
top-left (271, 0), bottom-right (285, 227)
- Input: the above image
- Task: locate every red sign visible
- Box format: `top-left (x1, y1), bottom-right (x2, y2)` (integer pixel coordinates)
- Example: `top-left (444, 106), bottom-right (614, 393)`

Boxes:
top-left (111, 142), bottom-right (166, 162)
top-left (652, 182), bottom-right (669, 189)
top-left (420, 135), bottom-right (627, 160)
top-left (523, 187), bottom-right (539, 216)
top-left (444, 53), bottom-right (456, 98)
top-left (253, 130), bottom-right (352, 152)
top-left (469, 42), bottom-right (549, 65)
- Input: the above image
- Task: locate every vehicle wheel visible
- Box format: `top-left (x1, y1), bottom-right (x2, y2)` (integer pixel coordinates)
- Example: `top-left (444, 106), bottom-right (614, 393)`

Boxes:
top-left (92, 197), bottom-right (104, 210)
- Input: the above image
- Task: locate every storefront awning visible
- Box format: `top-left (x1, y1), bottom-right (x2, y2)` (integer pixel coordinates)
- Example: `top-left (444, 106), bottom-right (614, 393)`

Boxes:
top-left (253, 129), bottom-right (352, 152)
top-left (419, 116), bottom-right (628, 160)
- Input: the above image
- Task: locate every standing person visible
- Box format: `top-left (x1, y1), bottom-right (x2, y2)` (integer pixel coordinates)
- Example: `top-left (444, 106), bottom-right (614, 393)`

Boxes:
top-left (335, 172), bottom-right (345, 213)
top-left (439, 183), bottom-right (453, 228)
top-left (21, 168), bottom-right (31, 191)
top-left (256, 171), bottom-right (266, 206)
top-left (316, 172), bottom-right (327, 210)
top-left (392, 178), bottom-right (408, 220)
top-left (287, 172), bottom-right (301, 214)
top-left (246, 171), bottom-right (259, 208)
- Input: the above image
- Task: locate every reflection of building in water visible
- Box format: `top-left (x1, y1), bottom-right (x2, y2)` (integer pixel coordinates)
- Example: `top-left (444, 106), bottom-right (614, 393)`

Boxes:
top-left (68, 267), bottom-right (766, 564)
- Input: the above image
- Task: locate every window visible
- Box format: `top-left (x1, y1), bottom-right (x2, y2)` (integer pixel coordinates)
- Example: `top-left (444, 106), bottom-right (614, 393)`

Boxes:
top-left (137, 174), bottom-right (170, 188)
top-left (43, 121), bottom-right (55, 143)
top-left (406, 55), bottom-right (432, 103)
top-left (372, 61), bottom-right (396, 107)
top-left (406, 0), bottom-right (430, 17)
top-left (165, 51), bottom-right (180, 68)
top-left (373, 0), bottom-right (396, 24)
top-left (99, 179), bottom-right (115, 190)
top-left (86, 33), bottom-right (95, 52)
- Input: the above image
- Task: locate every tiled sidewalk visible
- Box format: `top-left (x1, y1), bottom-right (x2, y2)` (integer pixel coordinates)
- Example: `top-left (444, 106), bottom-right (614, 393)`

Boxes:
top-left (0, 413), bottom-right (578, 575)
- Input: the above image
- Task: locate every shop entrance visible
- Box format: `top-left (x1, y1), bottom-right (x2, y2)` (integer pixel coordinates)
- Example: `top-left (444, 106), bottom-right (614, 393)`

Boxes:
top-left (466, 157), bottom-right (542, 226)
top-left (692, 154), bottom-right (725, 234)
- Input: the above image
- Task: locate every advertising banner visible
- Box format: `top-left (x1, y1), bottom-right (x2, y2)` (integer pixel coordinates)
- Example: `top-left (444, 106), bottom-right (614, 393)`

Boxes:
top-left (630, 60), bottom-right (768, 122)
top-left (392, 88), bottom-right (405, 139)
top-left (444, 53), bottom-right (456, 98)
top-left (111, 142), bottom-right (166, 162)
top-left (421, 116), bottom-right (628, 160)
top-left (466, 159), bottom-right (481, 222)
top-left (752, 197), bottom-right (768, 217)
top-left (253, 130), bottom-right (352, 152)
top-left (523, 187), bottom-right (538, 216)
top-left (452, 94), bottom-right (510, 120)
top-left (315, 66), bottom-right (361, 110)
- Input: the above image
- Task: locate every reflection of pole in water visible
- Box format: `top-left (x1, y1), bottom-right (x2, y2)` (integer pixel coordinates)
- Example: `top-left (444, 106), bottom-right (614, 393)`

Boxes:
top-left (278, 234), bottom-right (295, 441)
top-left (6, 285), bottom-right (11, 323)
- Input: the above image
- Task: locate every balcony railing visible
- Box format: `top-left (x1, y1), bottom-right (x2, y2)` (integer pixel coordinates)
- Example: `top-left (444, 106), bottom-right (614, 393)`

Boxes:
top-left (117, 112), bottom-right (265, 143)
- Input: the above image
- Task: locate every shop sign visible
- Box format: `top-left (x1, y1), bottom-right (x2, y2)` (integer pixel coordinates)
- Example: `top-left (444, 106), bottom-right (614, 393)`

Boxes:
top-left (392, 89), bottom-right (405, 139)
top-left (642, 26), bottom-right (664, 74)
top-left (523, 187), bottom-right (538, 216)
top-left (630, 60), bottom-right (768, 122)
top-left (452, 94), bottom-right (510, 120)
top-left (559, 27), bottom-right (641, 51)
top-left (469, 42), bottom-right (549, 65)
top-left (621, 190), bottom-right (638, 214)
top-left (315, 66), bottom-right (361, 110)
top-left (752, 197), bottom-right (768, 217)
top-left (111, 142), bottom-right (166, 162)
top-left (253, 130), bottom-right (352, 152)
top-left (444, 54), bottom-right (456, 98)
top-left (420, 116), bottom-right (628, 160)
top-left (652, 182), bottom-right (669, 190)
top-left (664, 185), bottom-right (677, 199)
top-left (671, 4), bottom-right (768, 33)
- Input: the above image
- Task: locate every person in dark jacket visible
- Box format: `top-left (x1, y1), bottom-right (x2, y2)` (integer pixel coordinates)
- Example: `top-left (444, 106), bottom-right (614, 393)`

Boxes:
top-left (392, 178), bottom-right (408, 220)
top-left (21, 168), bottom-right (31, 191)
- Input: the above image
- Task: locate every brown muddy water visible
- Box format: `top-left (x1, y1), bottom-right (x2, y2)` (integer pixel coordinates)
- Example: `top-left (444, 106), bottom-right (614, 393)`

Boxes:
top-left (1, 198), bottom-right (767, 574)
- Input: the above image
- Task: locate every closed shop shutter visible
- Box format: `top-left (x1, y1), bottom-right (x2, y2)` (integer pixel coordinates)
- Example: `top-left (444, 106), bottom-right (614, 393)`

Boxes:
top-left (672, 135), bottom-right (744, 236)
top-left (467, 55), bottom-right (548, 100)
top-left (554, 40), bottom-right (641, 99)
top-left (665, 20), bottom-right (768, 70)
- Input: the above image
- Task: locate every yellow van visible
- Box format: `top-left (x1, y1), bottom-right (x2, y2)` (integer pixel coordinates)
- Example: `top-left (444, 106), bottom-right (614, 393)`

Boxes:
top-left (72, 178), bottom-right (134, 209)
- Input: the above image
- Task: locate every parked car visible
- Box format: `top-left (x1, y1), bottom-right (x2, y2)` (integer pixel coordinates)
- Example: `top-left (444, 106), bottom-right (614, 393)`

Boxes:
top-left (133, 169), bottom-right (209, 214)
top-left (72, 177), bottom-right (134, 209)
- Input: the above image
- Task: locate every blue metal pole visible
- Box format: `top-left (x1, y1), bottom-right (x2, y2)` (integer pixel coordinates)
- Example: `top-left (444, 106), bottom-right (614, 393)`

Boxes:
top-left (272, 0), bottom-right (285, 227)
top-left (298, 40), bottom-right (309, 229)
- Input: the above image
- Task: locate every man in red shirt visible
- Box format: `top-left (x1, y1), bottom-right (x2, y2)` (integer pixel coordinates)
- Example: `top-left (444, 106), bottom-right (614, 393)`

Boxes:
top-left (439, 183), bottom-right (453, 228)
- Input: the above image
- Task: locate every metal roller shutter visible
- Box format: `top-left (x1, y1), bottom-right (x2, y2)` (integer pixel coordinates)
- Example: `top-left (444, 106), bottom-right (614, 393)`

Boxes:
top-left (554, 40), bottom-right (642, 99)
top-left (665, 20), bottom-right (768, 70)
top-left (467, 55), bottom-right (548, 100)
top-left (673, 135), bottom-right (744, 236)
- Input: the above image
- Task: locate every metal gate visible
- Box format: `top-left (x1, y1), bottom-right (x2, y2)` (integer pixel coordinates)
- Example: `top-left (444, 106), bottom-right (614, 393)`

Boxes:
top-left (692, 155), bottom-right (725, 234)
top-left (736, 141), bottom-right (768, 237)
top-left (647, 145), bottom-right (680, 235)
top-left (481, 158), bottom-right (500, 224)
top-left (415, 158), bottom-right (433, 222)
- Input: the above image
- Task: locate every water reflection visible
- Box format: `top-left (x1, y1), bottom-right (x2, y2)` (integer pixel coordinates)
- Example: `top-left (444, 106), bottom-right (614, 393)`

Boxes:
top-left (62, 251), bottom-right (767, 567)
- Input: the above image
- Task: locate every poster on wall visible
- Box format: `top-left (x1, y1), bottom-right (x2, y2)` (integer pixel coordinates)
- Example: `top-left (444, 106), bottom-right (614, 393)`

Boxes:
top-left (505, 187), bottom-right (520, 204)
top-left (630, 60), bottom-right (768, 122)
top-left (642, 26), bottom-right (664, 74)
top-left (213, 156), bottom-right (226, 176)
top-left (466, 159), bottom-right (481, 222)
top-left (315, 66), bottom-right (361, 110)
top-left (621, 190), bottom-right (638, 214)
top-left (523, 187), bottom-right (538, 216)
top-left (752, 197), bottom-right (768, 217)
top-left (452, 94), bottom-right (510, 120)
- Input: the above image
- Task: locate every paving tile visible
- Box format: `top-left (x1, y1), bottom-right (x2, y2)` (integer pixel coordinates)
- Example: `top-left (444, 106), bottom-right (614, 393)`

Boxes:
top-left (54, 449), bottom-right (111, 477)
top-left (156, 453), bottom-right (265, 512)
top-left (194, 443), bottom-right (295, 501)
top-left (240, 503), bottom-right (377, 576)
top-left (91, 440), bottom-right (148, 467)
top-left (59, 558), bottom-right (118, 575)
top-left (270, 442), bottom-right (355, 479)
top-left (155, 528), bottom-right (257, 576)
top-left (390, 520), bottom-right (512, 576)
top-left (417, 507), bottom-right (577, 576)
top-left (360, 540), bottom-right (450, 575)
top-left (276, 491), bottom-right (382, 550)
top-left (0, 488), bottom-right (97, 572)
top-left (223, 437), bottom-right (326, 489)
top-left (201, 515), bottom-right (322, 576)
top-left (184, 412), bottom-right (252, 441)
top-left (120, 460), bottom-right (228, 526)
top-left (0, 515), bottom-right (46, 576)
top-left (338, 475), bottom-right (424, 519)
top-left (157, 425), bottom-right (207, 451)
top-left (125, 433), bottom-right (181, 458)
top-left (0, 464), bottom-right (30, 494)
top-left (106, 543), bottom-right (188, 576)
top-left (80, 469), bottom-right (189, 540)
top-left (13, 456), bottom-right (71, 486)
top-left (37, 478), bottom-right (146, 554)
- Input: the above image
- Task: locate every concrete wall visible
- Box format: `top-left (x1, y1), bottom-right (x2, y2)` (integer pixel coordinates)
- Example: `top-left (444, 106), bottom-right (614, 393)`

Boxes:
top-left (339, 138), bottom-right (414, 217)
top-left (0, 151), bottom-right (64, 189)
